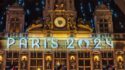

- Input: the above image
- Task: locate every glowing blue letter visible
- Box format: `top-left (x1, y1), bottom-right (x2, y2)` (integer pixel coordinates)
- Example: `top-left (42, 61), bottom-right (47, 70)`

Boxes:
top-left (78, 39), bottom-right (90, 48)
top-left (31, 38), bottom-right (40, 48)
top-left (19, 38), bottom-right (28, 48)
top-left (43, 38), bottom-right (47, 48)
top-left (7, 38), bottom-right (15, 48)
top-left (106, 38), bottom-right (113, 48)
top-left (51, 38), bottom-right (58, 48)
top-left (94, 38), bottom-right (101, 48)
top-left (67, 38), bottom-right (74, 49)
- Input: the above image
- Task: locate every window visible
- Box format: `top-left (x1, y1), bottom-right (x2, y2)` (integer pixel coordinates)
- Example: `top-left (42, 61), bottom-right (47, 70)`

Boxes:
top-left (30, 52), bottom-right (43, 69)
top-left (6, 51), bottom-right (19, 70)
top-left (102, 53), bottom-right (107, 58)
top-left (84, 52), bottom-right (90, 58)
top-left (7, 52), bottom-right (12, 58)
top-left (102, 60), bottom-right (107, 65)
top-left (99, 19), bottom-right (109, 33)
top-left (54, 52), bottom-right (67, 69)
top-left (100, 24), bottom-right (103, 27)
top-left (85, 60), bottom-right (90, 66)
top-left (78, 52), bottom-right (84, 58)
top-left (101, 52), bottom-right (114, 66)
top-left (108, 52), bottom-right (113, 58)
top-left (31, 60), bottom-right (36, 66)
top-left (78, 52), bottom-right (91, 69)
top-left (79, 60), bottom-right (84, 66)
top-left (104, 24), bottom-right (108, 27)
top-left (123, 34), bottom-right (125, 39)
top-left (13, 52), bottom-right (19, 58)
top-left (61, 52), bottom-right (66, 58)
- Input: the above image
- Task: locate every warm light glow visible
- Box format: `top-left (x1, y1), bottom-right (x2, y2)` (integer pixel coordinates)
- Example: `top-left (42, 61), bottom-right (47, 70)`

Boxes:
top-left (70, 55), bottom-right (75, 61)
top-left (53, 34), bottom-right (69, 38)
top-left (94, 55), bottom-right (100, 61)
top-left (46, 55), bottom-right (52, 61)
top-left (56, 61), bottom-right (60, 66)
top-left (21, 55), bottom-right (27, 61)
top-left (117, 56), bottom-right (123, 62)
top-left (61, 4), bottom-right (64, 7)
top-left (37, 67), bottom-right (41, 70)
top-left (76, 34), bottom-right (91, 38)
top-left (0, 55), bottom-right (3, 62)
top-left (56, 5), bottom-right (58, 7)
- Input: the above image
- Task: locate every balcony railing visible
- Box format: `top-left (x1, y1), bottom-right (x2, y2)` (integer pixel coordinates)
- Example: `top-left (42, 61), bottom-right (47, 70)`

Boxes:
top-left (0, 32), bottom-right (125, 40)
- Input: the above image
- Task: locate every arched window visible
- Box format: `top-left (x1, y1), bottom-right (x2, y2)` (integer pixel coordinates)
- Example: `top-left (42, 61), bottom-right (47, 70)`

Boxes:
top-left (99, 19), bottom-right (109, 33)
top-left (10, 17), bottom-right (19, 32)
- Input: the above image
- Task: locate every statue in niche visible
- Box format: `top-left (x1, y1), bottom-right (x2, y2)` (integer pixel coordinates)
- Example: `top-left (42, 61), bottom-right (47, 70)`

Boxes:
top-left (70, 56), bottom-right (76, 69)
top-left (118, 58), bottom-right (124, 69)
top-left (21, 58), bottom-right (27, 70)
top-left (68, 15), bottom-right (76, 30)
top-left (94, 58), bottom-right (100, 68)
top-left (77, 18), bottom-right (93, 32)
top-left (10, 18), bottom-right (20, 32)
top-left (26, 16), bottom-right (52, 32)
top-left (70, 61), bottom-right (76, 69)
top-left (44, 15), bottom-right (51, 30)
top-left (55, 0), bottom-right (65, 10)
top-left (45, 55), bottom-right (52, 69)
top-left (46, 61), bottom-right (51, 69)
top-left (26, 17), bottom-right (44, 31)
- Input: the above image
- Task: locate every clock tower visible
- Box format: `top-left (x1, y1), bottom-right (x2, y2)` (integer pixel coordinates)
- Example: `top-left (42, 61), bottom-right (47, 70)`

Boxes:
top-left (94, 4), bottom-right (113, 33)
top-left (43, 0), bottom-right (77, 31)
top-left (6, 3), bottom-right (25, 33)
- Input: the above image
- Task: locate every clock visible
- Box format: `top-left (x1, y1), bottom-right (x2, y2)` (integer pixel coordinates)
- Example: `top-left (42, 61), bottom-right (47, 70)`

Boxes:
top-left (54, 17), bottom-right (66, 28)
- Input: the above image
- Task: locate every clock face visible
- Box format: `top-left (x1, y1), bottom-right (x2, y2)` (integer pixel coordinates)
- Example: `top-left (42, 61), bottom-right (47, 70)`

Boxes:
top-left (54, 17), bottom-right (66, 28)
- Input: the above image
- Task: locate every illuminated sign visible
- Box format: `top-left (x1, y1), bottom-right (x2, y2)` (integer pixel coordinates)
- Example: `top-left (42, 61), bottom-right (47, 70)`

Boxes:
top-left (7, 37), bottom-right (114, 49)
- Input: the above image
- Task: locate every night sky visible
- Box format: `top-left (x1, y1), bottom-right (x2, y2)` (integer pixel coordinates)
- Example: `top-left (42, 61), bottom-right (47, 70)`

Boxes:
top-left (0, 0), bottom-right (125, 33)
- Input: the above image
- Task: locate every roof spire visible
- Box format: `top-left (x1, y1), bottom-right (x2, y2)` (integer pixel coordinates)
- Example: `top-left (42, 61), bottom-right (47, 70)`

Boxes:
top-left (15, 0), bottom-right (18, 3)
top-left (12, 0), bottom-right (20, 6)
top-left (14, 0), bottom-right (18, 5)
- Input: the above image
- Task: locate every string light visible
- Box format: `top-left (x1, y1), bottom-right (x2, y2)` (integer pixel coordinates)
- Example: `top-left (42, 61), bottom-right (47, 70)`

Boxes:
top-left (18, 0), bottom-right (24, 7)
top-left (26, 9), bottom-right (30, 15)
top-left (0, 21), bottom-right (3, 25)
top-left (119, 22), bottom-right (124, 29)
top-left (88, 2), bottom-right (92, 13)
top-left (36, 7), bottom-right (40, 11)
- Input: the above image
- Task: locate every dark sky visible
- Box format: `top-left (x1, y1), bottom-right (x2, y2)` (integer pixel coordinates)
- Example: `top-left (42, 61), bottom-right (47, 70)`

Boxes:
top-left (0, 0), bottom-right (125, 33)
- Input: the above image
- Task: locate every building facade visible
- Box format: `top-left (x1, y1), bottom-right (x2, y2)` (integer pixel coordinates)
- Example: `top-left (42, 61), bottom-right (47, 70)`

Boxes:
top-left (0, 0), bottom-right (125, 70)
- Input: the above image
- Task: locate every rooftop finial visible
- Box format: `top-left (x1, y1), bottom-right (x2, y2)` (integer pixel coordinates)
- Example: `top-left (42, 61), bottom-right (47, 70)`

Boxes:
top-left (12, 0), bottom-right (20, 7)
top-left (14, 0), bottom-right (18, 5)
top-left (15, 0), bottom-right (18, 3)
